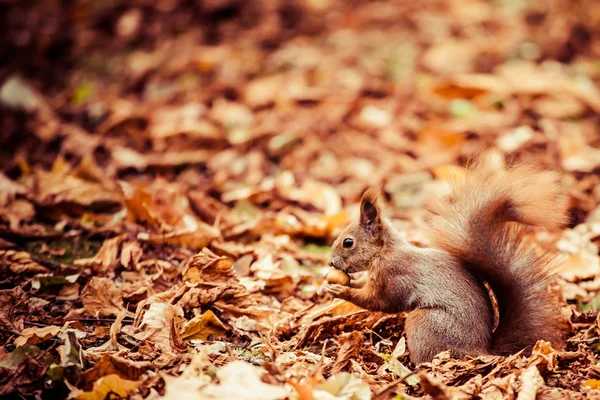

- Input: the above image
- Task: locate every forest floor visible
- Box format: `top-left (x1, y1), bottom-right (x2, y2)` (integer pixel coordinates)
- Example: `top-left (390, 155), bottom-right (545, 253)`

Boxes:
top-left (2, 0), bottom-right (600, 399)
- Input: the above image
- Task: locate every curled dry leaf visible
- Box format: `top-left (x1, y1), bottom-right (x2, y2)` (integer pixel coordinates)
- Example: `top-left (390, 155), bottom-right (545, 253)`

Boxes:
top-left (528, 340), bottom-right (558, 373)
top-left (330, 331), bottom-right (364, 374)
top-left (80, 277), bottom-right (127, 317)
top-left (182, 248), bottom-right (237, 284)
top-left (0, 287), bottom-right (37, 331)
top-left (0, 250), bottom-right (47, 275)
top-left (516, 365), bottom-right (543, 400)
top-left (136, 302), bottom-right (186, 353)
top-left (14, 326), bottom-right (61, 347)
top-left (556, 227), bottom-right (600, 281)
top-left (0, 199), bottom-right (36, 231)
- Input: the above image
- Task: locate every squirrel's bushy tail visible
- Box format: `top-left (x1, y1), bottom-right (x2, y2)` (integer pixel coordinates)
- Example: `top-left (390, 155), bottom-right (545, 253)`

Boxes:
top-left (425, 156), bottom-right (568, 354)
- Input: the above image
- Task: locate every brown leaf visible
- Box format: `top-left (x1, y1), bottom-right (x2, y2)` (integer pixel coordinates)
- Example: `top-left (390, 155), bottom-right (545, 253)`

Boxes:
top-left (330, 331), bottom-right (364, 374)
top-left (0, 287), bottom-right (39, 332)
top-left (13, 326), bottom-right (61, 347)
top-left (311, 372), bottom-right (371, 400)
top-left (82, 354), bottom-right (153, 386)
top-left (0, 250), bottom-right (48, 275)
top-left (135, 302), bottom-right (186, 353)
top-left (0, 345), bottom-right (52, 396)
top-left (182, 248), bottom-right (238, 284)
top-left (32, 170), bottom-right (121, 210)
top-left (80, 277), bottom-right (127, 317)
top-left (418, 372), bottom-right (451, 400)
top-left (75, 236), bottom-right (124, 273)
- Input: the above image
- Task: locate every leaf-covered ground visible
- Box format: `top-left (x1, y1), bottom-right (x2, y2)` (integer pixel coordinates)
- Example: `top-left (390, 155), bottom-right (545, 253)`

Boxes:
top-left (2, 0), bottom-right (600, 399)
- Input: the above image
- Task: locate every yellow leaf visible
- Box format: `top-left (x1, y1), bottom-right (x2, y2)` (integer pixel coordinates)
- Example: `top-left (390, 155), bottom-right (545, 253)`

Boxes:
top-left (182, 310), bottom-right (228, 341)
top-left (76, 374), bottom-right (140, 400)
top-left (51, 155), bottom-right (71, 175)
top-left (584, 379), bottom-right (600, 389)
top-left (320, 210), bottom-right (349, 232)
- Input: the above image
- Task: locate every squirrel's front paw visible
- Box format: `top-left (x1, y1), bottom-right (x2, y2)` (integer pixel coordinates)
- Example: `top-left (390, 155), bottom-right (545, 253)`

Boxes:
top-left (323, 283), bottom-right (349, 298)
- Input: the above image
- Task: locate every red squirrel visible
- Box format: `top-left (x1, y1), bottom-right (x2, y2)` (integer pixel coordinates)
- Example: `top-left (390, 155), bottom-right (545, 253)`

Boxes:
top-left (323, 157), bottom-right (568, 364)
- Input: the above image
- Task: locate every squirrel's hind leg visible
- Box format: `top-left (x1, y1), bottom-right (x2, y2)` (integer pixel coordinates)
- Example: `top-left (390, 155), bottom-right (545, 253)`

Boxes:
top-left (406, 309), bottom-right (490, 364)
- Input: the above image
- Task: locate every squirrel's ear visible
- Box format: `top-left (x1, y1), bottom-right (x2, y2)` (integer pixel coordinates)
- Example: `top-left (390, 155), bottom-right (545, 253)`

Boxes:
top-left (360, 188), bottom-right (381, 227)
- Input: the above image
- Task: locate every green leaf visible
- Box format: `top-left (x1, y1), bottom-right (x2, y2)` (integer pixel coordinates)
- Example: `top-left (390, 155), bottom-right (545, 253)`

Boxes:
top-left (302, 243), bottom-right (330, 254)
top-left (579, 293), bottom-right (600, 311)
top-left (232, 200), bottom-right (261, 219)
top-left (0, 345), bottom-right (41, 369)
top-left (72, 80), bottom-right (93, 104)
top-left (449, 99), bottom-right (474, 119)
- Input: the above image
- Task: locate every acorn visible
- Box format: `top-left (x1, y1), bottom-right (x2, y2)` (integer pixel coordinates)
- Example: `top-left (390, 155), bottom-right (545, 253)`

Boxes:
top-left (326, 269), bottom-right (350, 286)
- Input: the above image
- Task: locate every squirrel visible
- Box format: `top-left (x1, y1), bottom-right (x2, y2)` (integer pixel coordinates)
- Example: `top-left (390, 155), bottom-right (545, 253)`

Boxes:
top-left (323, 156), bottom-right (568, 364)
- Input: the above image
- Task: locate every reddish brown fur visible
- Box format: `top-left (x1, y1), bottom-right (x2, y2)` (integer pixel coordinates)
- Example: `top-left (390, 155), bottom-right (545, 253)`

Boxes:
top-left (325, 158), bottom-right (567, 364)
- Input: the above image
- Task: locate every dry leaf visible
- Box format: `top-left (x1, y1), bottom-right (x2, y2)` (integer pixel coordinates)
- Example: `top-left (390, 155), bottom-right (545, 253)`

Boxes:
top-left (14, 326), bottom-right (61, 347)
top-left (81, 277), bottom-right (127, 317)
top-left (73, 374), bottom-right (140, 400)
top-left (198, 361), bottom-right (289, 400)
top-left (517, 365), bottom-right (543, 400)
top-left (182, 248), bottom-right (237, 283)
top-left (312, 372), bottom-right (371, 400)
top-left (0, 250), bottom-right (47, 275)
top-left (136, 302), bottom-right (185, 353)
top-left (75, 236), bottom-right (124, 273)
top-left (181, 310), bottom-right (228, 341)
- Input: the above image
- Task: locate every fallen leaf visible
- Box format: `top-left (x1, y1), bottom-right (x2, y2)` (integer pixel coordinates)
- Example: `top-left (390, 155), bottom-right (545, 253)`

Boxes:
top-left (182, 310), bottom-right (228, 341)
top-left (331, 331), bottom-right (363, 374)
top-left (198, 361), bottom-right (289, 400)
top-left (182, 248), bottom-right (237, 284)
top-left (136, 302), bottom-right (186, 353)
top-left (14, 326), bottom-right (61, 347)
top-left (82, 354), bottom-right (152, 386)
top-left (517, 365), bottom-right (543, 400)
top-left (80, 277), bottom-right (127, 317)
top-left (313, 372), bottom-right (371, 400)
top-left (75, 236), bottom-right (124, 273)
top-left (0, 250), bottom-right (47, 275)
top-left (74, 374), bottom-right (140, 400)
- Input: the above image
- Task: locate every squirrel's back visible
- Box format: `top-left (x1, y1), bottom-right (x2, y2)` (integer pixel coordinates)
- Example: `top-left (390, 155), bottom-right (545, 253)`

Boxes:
top-left (425, 156), bottom-right (568, 354)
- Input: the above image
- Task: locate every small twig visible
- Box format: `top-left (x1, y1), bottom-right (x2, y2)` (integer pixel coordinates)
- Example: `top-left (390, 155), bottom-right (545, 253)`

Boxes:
top-left (224, 342), bottom-right (236, 360)
top-left (0, 327), bottom-right (20, 336)
top-left (24, 321), bottom-right (49, 327)
top-left (65, 317), bottom-right (133, 324)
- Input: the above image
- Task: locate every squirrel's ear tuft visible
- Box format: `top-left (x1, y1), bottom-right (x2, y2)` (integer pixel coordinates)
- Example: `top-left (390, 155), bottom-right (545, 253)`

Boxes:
top-left (360, 188), bottom-right (381, 227)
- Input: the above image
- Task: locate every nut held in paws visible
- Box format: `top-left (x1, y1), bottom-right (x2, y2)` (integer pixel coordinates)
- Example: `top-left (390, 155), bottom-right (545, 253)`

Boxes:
top-left (326, 269), bottom-right (350, 285)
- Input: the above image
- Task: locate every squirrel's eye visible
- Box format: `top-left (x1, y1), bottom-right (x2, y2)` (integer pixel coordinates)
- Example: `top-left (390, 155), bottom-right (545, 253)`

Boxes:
top-left (343, 238), bottom-right (354, 248)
